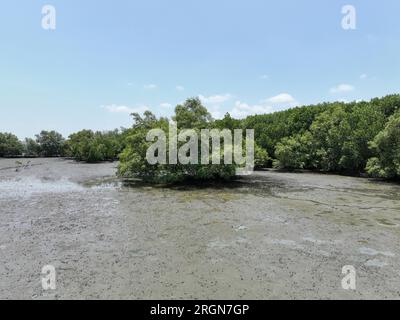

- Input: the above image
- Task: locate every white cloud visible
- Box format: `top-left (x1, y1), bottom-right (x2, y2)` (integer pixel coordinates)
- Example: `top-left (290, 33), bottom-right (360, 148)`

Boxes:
top-left (101, 104), bottom-right (149, 114)
top-left (360, 74), bottom-right (368, 80)
top-left (264, 93), bottom-right (297, 105)
top-left (226, 93), bottom-right (298, 119)
top-left (260, 74), bottom-right (269, 80)
top-left (198, 94), bottom-right (232, 119)
top-left (230, 101), bottom-right (273, 119)
top-left (144, 84), bottom-right (157, 90)
top-left (176, 85), bottom-right (185, 91)
top-left (337, 98), bottom-right (364, 103)
top-left (199, 94), bottom-right (232, 104)
top-left (210, 110), bottom-right (223, 119)
top-left (330, 84), bottom-right (355, 94)
top-left (160, 102), bottom-right (172, 108)
top-left (102, 105), bottom-right (133, 113)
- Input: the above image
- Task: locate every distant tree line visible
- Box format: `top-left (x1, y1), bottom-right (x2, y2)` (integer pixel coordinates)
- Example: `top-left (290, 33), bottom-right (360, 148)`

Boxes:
top-left (1, 94), bottom-right (400, 180)
top-left (0, 129), bottom-right (126, 162)
top-left (243, 94), bottom-right (400, 179)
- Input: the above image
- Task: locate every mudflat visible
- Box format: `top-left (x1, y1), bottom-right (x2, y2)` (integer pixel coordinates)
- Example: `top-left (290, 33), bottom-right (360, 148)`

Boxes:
top-left (0, 158), bottom-right (399, 299)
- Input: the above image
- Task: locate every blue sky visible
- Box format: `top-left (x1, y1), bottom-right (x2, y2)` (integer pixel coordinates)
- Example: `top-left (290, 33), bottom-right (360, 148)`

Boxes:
top-left (1, 0), bottom-right (399, 138)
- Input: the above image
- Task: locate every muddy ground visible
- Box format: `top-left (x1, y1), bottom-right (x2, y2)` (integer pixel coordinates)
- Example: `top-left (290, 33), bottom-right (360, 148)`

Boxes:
top-left (0, 158), bottom-right (399, 299)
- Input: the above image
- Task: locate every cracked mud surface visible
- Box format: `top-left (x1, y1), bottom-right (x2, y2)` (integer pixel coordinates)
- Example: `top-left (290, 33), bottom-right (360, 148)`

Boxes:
top-left (0, 158), bottom-right (399, 299)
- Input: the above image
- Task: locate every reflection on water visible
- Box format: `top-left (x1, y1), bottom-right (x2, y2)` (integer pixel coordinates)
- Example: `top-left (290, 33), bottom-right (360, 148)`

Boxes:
top-left (116, 175), bottom-right (288, 196)
top-left (80, 175), bottom-right (286, 196)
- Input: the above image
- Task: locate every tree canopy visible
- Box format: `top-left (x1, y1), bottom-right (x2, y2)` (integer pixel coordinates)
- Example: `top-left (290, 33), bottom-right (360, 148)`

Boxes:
top-left (35, 130), bottom-right (65, 157)
top-left (0, 132), bottom-right (24, 157)
top-left (366, 111), bottom-right (400, 179)
top-left (245, 94), bottom-right (400, 178)
top-left (118, 98), bottom-right (260, 183)
top-left (65, 129), bottom-right (125, 163)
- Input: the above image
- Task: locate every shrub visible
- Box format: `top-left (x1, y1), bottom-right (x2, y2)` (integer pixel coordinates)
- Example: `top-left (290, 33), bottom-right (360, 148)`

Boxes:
top-left (274, 135), bottom-right (307, 170)
top-left (66, 129), bottom-right (123, 162)
top-left (24, 138), bottom-right (40, 156)
top-left (366, 112), bottom-right (400, 179)
top-left (118, 98), bottom-right (248, 183)
top-left (0, 133), bottom-right (23, 157)
top-left (35, 130), bottom-right (65, 157)
top-left (254, 144), bottom-right (270, 169)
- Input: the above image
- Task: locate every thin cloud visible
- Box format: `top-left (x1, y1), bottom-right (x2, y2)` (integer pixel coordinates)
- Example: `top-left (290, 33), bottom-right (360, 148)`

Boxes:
top-left (330, 84), bottom-right (355, 94)
top-left (210, 111), bottom-right (223, 119)
top-left (160, 102), bottom-right (172, 108)
top-left (176, 85), bottom-right (185, 91)
top-left (228, 93), bottom-right (298, 119)
top-left (230, 101), bottom-right (273, 119)
top-left (199, 94), bottom-right (232, 104)
top-left (101, 104), bottom-right (149, 114)
top-left (144, 84), bottom-right (158, 90)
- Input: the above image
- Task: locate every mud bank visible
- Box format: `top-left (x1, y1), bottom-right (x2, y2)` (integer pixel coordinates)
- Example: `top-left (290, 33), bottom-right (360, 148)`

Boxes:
top-left (0, 158), bottom-right (399, 299)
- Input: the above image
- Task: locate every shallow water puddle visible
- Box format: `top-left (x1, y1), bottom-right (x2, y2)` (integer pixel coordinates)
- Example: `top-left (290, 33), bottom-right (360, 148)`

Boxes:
top-left (376, 218), bottom-right (399, 227)
top-left (0, 177), bottom-right (85, 199)
top-left (364, 259), bottom-right (389, 268)
top-left (359, 247), bottom-right (395, 257)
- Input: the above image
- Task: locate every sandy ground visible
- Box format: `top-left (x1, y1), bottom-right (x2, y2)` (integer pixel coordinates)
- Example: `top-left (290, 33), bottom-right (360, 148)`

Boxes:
top-left (0, 158), bottom-right (399, 300)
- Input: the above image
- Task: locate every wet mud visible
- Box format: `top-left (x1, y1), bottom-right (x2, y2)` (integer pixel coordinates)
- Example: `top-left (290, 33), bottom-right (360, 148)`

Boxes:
top-left (0, 158), bottom-right (399, 299)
